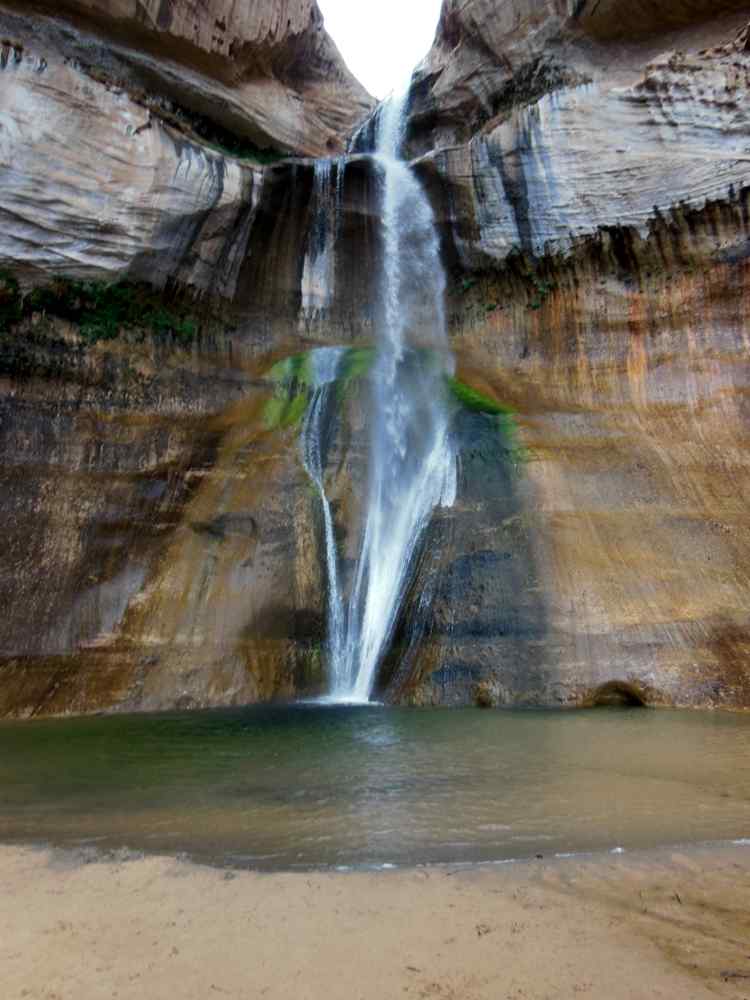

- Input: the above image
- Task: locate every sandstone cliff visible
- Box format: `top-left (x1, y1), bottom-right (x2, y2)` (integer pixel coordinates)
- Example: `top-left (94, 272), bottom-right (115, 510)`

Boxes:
top-left (397, 1), bottom-right (750, 708)
top-left (2, 0), bottom-right (750, 716)
top-left (0, 0), bottom-right (373, 289)
top-left (0, 0), bottom-right (375, 715)
top-left (407, 0), bottom-right (749, 155)
top-left (5, 0), bottom-right (372, 156)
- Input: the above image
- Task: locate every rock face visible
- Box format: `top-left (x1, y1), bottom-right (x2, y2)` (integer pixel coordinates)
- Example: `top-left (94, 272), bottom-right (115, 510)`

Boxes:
top-left (418, 59), bottom-right (750, 267)
top-left (4, 1), bottom-right (372, 156)
top-left (2, 0), bottom-right (750, 716)
top-left (0, 144), bottom-right (383, 717)
top-left (0, 44), bottom-right (258, 289)
top-left (406, 0), bottom-right (749, 154)
top-left (0, 0), bottom-right (375, 716)
top-left (0, 0), bottom-right (373, 287)
top-left (399, 2), bottom-right (750, 708)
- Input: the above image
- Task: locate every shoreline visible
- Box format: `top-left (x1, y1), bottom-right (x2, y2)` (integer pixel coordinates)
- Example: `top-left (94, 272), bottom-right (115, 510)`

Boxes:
top-left (3, 832), bottom-right (750, 875)
top-left (3, 841), bottom-right (749, 999)
top-left (3, 702), bottom-right (750, 724)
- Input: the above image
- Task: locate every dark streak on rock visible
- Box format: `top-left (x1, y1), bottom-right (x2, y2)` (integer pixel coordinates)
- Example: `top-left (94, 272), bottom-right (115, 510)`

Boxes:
top-left (156, 0), bottom-right (173, 32)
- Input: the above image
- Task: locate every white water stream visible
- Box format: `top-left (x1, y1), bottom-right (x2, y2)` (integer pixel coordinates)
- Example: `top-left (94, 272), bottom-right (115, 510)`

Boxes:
top-left (304, 92), bottom-right (456, 702)
top-left (300, 347), bottom-right (347, 686)
top-left (300, 158), bottom-right (346, 315)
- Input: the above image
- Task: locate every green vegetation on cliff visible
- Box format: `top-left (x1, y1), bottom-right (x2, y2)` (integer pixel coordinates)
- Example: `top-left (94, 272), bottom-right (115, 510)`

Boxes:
top-left (445, 376), bottom-right (526, 466)
top-left (25, 278), bottom-right (197, 344)
top-left (264, 352), bottom-right (318, 429)
top-left (0, 275), bottom-right (197, 344)
top-left (264, 347), bottom-right (377, 430)
top-left (446, 377), bottom-right (514, 417)
top-left (264, 346), bottom-right (525, 465)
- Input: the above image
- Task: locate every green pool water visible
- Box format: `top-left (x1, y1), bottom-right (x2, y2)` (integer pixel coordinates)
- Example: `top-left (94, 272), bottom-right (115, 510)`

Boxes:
top-left (0, 705), bottom-right (748, 870)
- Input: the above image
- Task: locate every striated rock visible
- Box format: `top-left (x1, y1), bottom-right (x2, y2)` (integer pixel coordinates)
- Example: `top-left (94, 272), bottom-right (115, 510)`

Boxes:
top-left (0, 319), bottom-right (334, 717)
top-left (0, 148), bottom-right (381, 718)
top-left (428, 234), bottom-right (750, 710)
top-left (0, 0), bottom-right (376, 716)
top-left (0, 0), bottom-right (373, 303)
top-left (416, 40), bottom-right (750, 267)
top-left (382, 403), bottom-right (549, 709)
top-left (407, 0), bottom-right (749, 154)
top-left (0, 24), bottom-right (379, 301)
top-left (0, 39), bottom-right (259, 289)
top-left (2, 0), bottom-right (373, 156)
top-left (393, 11), bottom-right (750, 709)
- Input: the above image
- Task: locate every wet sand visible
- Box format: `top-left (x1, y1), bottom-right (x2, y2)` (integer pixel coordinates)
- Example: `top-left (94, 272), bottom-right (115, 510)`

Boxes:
top-left (1, 843), bottom-right (749, 1000)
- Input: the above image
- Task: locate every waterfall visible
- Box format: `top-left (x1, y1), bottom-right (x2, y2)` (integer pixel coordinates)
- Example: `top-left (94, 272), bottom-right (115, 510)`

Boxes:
top-left (304, 91), bottom-right (456, 703)
top-left (300, 348), bottom-right (348, 693)
top-left (342, 92), bottom-right (456, 702)
top-left (301, 158), bottom-right (346, 316)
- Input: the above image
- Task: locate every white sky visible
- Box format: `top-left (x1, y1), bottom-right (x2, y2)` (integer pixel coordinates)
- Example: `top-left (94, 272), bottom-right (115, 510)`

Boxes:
top-left (317, 0), bottom-right (443, 99)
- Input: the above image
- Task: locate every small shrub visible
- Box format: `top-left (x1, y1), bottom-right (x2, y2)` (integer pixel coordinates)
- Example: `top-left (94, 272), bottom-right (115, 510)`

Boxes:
top-left (26, 279), bottom-right (86, 321)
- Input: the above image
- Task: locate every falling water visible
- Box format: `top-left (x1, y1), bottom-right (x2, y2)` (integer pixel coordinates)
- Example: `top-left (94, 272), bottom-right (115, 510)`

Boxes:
top-left (300, 348), bottom-right (347, 693)
top-left (301, 90), bottom-right (456, 702)
top-left (300, 158), bottom-right (346, 315)
top-left (338, 92), bottom-right (456, 701)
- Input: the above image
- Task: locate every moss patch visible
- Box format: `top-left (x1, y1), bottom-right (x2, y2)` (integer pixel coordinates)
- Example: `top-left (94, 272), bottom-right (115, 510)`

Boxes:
top-left (263, 346), bottom-right (525, 468)
top-left (446, 375), bottom-right (526, 465)
top-left (264, 352), bottom-right (317, 429)
top-left (263, 347), bottom-right (377, 431)
top-left (446, 376), bottom-right (513, 417)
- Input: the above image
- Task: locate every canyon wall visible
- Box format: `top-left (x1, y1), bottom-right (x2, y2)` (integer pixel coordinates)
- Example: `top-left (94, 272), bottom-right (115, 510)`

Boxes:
top-left (1, 0), bottom-right (750, 715)
top-left (0, 0), bottom-right (375, 716)
top-left (401, 0), bottom-right (750, 708)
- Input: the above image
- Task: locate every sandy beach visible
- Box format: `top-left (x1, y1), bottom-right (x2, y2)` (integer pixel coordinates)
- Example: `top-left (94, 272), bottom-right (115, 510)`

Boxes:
top-left (1, 842), bottom-right (749, 1000)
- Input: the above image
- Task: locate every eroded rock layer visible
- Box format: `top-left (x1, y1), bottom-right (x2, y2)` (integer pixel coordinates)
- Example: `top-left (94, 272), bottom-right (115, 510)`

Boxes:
top-left (0, 0), bottom-right (374, 715)
top-left (406, 0), bottom-right (750, 154)
top-left (2, 0), bottom-right (372, 156)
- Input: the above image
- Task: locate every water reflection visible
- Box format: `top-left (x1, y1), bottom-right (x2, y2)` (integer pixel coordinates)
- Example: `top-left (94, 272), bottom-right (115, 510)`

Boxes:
top-left (0, 706), bottom-right (748, 869)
